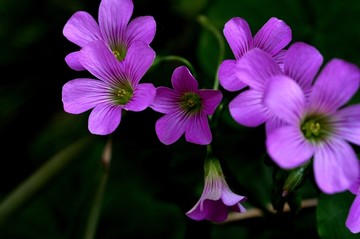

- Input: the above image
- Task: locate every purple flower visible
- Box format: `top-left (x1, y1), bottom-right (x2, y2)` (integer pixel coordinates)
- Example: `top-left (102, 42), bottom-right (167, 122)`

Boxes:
top-left (150, 66), bottom-right (222, 145)
top-left (63, 0), bottom-right (156, 71)
top-left (227, 42), bottom-right (323, 133)
top-left (263, 57), bottom-right (360, 194)
top-left (346, 177), bottom-right (360, 233)
top-left (218, 17), bottom-right (291, 92)
top-left (62, 40), bottom-right (156, 135)
top-left (186, 158), bottom-right (246, 222)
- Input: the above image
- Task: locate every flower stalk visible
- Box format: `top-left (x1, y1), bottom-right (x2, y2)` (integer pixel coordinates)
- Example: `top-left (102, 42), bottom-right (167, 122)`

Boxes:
top-left (83, 137), bottom-right (112, 239)
top-left (197, 15), bottom-right (225, 91)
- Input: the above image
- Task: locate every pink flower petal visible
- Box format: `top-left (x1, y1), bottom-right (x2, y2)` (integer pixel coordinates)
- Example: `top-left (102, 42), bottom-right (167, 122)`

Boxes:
top-left (186, 199), bottom-right (228, 222)
top-left (123, 83), bottom-right (155, 112)
top-left (80, 41), bottom-right (122, 85)
top-left (236, 48), bottom-right (282, 90)
top-left (185, 200), bottom-right (204, 221)
top-left (126, 16), bottom-right (156, 45)
top-left (202, 200), bottom-right (228, 222)
top-left (284, 42), bottom-right (323, 93)
top-left (62, 78), bottom-right (110, 114)
top-left (98, 0), bottom-right (133, 46)
top-left (221, 185), bottom-right (246, 206)
top-left (272, 49), bottom-right (286, 71)
top-left (218, 60), bottom-right (247, 92)
top-left (198, 89), bottom-right (223, 115)
top-left (266, 126), bottom-right (314, 169)
top-left (63, 11), bottom-right (101, 47)
top-left (65, 52), bottom-right (86, 71)
top-left (88, 103), bottom-right (122, 135)
top-left (253, 17), bottom-right (292, 56)
top-left (229, 89), bottom-right (268, 127)
top-left (155, 110), bottom-right (188, 145)
top-left (150, 87), bottom-right (179, 114)
top-left (332, 104), bottom-right (360, 145)
top-left (171, 66), bottom-right (198, 93)
top-left (264, 75), bottom-right (305, 125)
top-left (185, 112), bottom-right (212, 145)
top-left (349, 176), bottom-right (360, 195)
top-left (346, 193), bottom-right (360, 233)
top-left (124, 41), bottom-right (155, 84)
top-left (309, 59), bottom-right (360, 114)
top-left (313, 138), bottom-right (360, 194)
top-left (223, 17), bottom-right (253, 59)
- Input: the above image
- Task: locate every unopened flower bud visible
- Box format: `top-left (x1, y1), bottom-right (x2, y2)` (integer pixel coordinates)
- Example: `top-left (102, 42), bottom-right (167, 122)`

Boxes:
top-left (283, 161), bottom-right (310, 197)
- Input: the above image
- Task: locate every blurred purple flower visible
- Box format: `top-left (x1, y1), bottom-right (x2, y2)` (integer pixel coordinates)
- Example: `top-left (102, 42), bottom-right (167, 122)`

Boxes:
top-left (264, 58), bottom-right (360, 194)
top-left (186, 158), bottom-right (246, 222)
top-left (218, 17), bottom-right (291, 92)
top-left (63, 0), bottom-right (156, 71)
top-left (150, 66), bottom-right (222, 145)
top-left (227, 42), bottom-right (323, 132)
top-left (346, 177), bottom-right (360, 233)
top-left (62, 40), bottom-right (156, 135)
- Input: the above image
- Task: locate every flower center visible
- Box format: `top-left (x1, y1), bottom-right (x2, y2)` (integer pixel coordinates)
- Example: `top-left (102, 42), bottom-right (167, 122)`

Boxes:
top-left (302, 120), bottom-right (321, 138)
top-left (113, 83), bottom-right (133, 105)
top-left (180, 92), bottom-right (202, 113)
top-left (112, 45), bottom-right (127, 61)
top-left (300, 115), bottom-right (331, 141)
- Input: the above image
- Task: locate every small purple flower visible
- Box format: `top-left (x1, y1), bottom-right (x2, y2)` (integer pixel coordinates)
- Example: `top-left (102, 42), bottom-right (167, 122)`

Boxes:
top-left (346, 177), bottom-right (360, 233)
top-left (263, 57), bottom-right (360, 194)
top-left (62, 40), bottom-right (156, 135)
top-left (218, 17), bottom-right (291, 92)
top-left (186, 158), bottom-right (246, 222)
top-left (150, 66), bottom-right (222, 145)
top-left (227, 42), bottom-right (323, 133)
top-left (63, 0), bottom-right (156, 71)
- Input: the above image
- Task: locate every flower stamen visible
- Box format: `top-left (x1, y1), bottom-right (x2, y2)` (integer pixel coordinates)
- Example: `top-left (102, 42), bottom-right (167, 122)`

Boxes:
top-left (112, 50), bottom-right (121, 60)
top-left (302, 120), bottom-right (321, 138)
top-left (180, 92), bottom-right (202, 113)
top-left (112, 45), bottom-right (127, 61)
top-left (113, 84), bottom-right (133, 105)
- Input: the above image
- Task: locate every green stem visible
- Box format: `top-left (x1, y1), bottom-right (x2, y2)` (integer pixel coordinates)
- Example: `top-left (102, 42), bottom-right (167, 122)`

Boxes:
top-left (0, 136), bottom-right (94, 225)
top-left (83, 138), bottom-right (112, 239)
top-left (197, 15), bottom-right (225, 91)
top-left (152, 55), bottom-right (196, 76)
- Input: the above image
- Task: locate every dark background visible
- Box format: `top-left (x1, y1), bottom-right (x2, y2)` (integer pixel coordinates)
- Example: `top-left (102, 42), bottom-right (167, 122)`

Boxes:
top-left (0, 0), bottom-right (360, 238)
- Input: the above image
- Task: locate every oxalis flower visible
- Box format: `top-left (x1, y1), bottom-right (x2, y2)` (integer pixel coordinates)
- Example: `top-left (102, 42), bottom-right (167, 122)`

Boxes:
top-left (63, 0), bottom-right (156, 71)
top-left (346, 176), bottom-right (360, 233)
top-left (150, 66), bottom-right (222, 145)
top-left (186, 157), bottom-right (247, 222)
top-left (218, 16), bottom-right (291, 92)
top-left (228, 42), bottom-right (323, 134)
top-left (263, 56), bottom-right (360, 194)
top-left (62, 40), bottom-right (156, 135)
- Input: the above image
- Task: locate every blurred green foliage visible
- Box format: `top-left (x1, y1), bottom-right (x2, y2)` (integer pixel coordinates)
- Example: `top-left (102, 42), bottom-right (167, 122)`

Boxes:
top-left (0, 0), bottom-right (359, 238)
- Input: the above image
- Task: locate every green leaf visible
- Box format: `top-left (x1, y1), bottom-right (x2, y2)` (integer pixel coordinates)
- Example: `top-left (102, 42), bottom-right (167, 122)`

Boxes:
top-left (317, 192), bottom-right (358, 239)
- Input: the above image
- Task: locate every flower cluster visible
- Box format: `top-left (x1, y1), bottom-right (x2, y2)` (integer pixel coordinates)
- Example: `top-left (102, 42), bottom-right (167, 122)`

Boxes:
top-left (61, 0), bottom-right (360, 233)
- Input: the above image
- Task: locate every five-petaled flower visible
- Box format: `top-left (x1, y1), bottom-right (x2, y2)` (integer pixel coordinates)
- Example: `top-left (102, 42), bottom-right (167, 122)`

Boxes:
top-left (227, 42), bottom-right (323, 134)
top-left (63, 0), bottom-right (156, 71)
top-left (218, 16), bottom-right (291, 92)
top-left (62, 40), bottom-right (156, 135)
top-left (150, 66), bottom-right (223, 145)
top-left (346, 176), bottom-right (360, 234)
top-left (186, 157), bottom-right (247, 222)
top-left (263, 55), bottom-right (360, 194)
